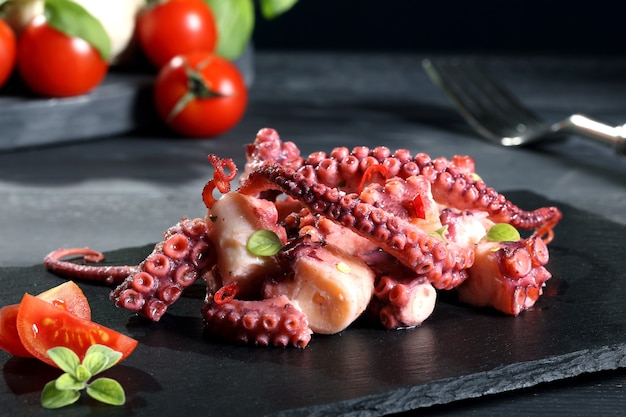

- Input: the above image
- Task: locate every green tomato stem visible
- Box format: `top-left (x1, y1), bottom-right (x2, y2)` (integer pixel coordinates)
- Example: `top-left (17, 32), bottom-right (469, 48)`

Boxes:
top-left (166, 57), bottom-right (228, 123)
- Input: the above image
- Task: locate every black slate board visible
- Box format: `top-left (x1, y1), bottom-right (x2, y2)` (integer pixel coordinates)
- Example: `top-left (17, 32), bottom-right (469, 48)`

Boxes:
top-left (1, 191), bottom-right (625, 416)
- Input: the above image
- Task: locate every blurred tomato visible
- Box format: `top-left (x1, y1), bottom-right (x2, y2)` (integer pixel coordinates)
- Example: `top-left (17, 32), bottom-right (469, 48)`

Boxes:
top-left (0, 19), bottom-right (17, 88)
top-left (136, 0), bottom-right (218, 68)
top-left (154, 52), bottom-right (247, 138)
top-left (17, 15), bottom-right (108, 97)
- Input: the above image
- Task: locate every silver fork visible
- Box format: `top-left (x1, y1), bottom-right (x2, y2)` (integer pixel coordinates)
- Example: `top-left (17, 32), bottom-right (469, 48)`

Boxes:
top-left (422, 58), bottom-right (626, 156)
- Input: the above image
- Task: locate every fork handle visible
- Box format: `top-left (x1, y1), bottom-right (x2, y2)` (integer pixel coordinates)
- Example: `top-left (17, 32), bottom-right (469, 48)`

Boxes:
top-left (558, 114), bottom-right (626, 156)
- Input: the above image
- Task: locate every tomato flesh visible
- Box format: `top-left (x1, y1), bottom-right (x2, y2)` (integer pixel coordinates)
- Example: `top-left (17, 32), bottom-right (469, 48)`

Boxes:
top-left (37, 280), bottom-right (92, 320)
top-left (17, 294), bottom-right (137, 368)
top-left (0, 281), bottom-right (91, 358)
top-left (0, 305), bottom-right (31, 357)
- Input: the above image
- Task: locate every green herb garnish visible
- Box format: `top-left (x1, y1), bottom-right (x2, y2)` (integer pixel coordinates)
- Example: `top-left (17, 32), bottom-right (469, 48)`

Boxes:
top-left (204, 0), bottom-right (299, 60)
top-left (246, 229), bottom-right (283, 256)
top-left (429, 225), bottom-right (448, 241)
top-left (486, 223), bottom-right (521, 242)
top-left (41, 345), bottom-right (126, 409)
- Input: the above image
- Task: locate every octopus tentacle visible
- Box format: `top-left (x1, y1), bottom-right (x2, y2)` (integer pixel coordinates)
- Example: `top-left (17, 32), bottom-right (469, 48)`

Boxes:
top-left (110, 218), bottom-right (216, 321)
top-left (429, 170), bottom-right (562, 239)
top-left (42, 127), bottom-right (563, 348)
top-left (368, 275), bottom-right (437, 329)
top-left (202, 293), bottom-right (312, 348)
top-left (202, 156), bottom-right (238, 209)
top-left (458, 235), bottom-right (552, 316)
top-left (238, 162), bottom-right (474, 289)
top-left (243, 129), bottom-right (562, 235)
top-left (44, 247), bottom-right (135, 285)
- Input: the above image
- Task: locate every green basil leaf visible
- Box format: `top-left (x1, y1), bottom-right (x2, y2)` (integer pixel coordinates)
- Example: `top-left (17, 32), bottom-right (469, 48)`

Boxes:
top-left (204, 0), bottom-right (254, 60)
top-left (259, 0), bottom-right (299, 19)
top-left (55, 373), bottom-right (85, 391)
top-left (44, 0), bottom-right (111, 61)
top-left (75, 364), bottom-right (92, 382)
top-left (41, 380), bottom-right (81, 409)
top-left (85, 345), bottom-right (123, 374)
top-left (47, 346), bottom-right (80, 377)
top-left (246, 229), bottom-right (283, 256)
top-left (86, 377), bottom-right (126, 406)
top-left (428, 225), bottom-right (448, 242)
top-left (486, 223), bottom-right (521, 242)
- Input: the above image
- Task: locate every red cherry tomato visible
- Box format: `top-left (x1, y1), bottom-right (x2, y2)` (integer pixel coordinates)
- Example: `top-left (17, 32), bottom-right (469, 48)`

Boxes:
top-left (0, 281), bottom-right (91, 358)
top-left (17, 15), bottom-right (108, 97)
top-left (0, 19), bottom-right (17, 88)
top-left (154, 52), bottom-right (247, 138)
top-left (136, 0), bottom-right (218, 68)
top-left (0, 305), bottom-right (30, 357)
top-left (16, 293), bottom-right (137, 368)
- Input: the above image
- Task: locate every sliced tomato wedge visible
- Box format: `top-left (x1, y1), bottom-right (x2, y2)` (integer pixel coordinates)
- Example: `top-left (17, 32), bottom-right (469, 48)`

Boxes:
top-left (36, 280), bottom-right (91, 320)
top-left (16, 294), bottom-right (137, 368)
top-left (0, 304), bottom-right (30, 357)
top-left (0, 281), bottom-right (91, 358)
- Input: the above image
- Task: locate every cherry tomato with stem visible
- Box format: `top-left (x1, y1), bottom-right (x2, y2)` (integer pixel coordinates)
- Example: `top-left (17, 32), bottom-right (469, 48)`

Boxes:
top-left (0, 18), bottom-right (17, 88)
top-left (17, 15), bottom-right (108, 97)
top-left (136, 0), bottom-right (218, 68)
top-left (154, 52), bottom-right (247, 138)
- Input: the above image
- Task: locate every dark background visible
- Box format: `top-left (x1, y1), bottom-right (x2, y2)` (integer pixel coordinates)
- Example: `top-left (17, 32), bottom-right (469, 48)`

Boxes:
top-left (252, 0), bottom-right (626, 55)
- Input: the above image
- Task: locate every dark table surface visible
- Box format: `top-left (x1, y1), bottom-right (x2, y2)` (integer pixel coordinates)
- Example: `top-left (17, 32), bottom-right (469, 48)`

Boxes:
top-left (1, 52), bottom-right (626, 416)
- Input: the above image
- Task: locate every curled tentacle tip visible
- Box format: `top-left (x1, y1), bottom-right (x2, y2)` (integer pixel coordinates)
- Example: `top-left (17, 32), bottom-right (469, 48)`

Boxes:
top-left (44, 247), bottom-right (105, 264)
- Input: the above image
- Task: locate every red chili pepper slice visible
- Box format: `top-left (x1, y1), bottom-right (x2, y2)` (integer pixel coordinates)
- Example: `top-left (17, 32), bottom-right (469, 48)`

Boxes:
top-left (213, 282), bottom-right (240, 305)
top-left (412, 193), bottom-right (426, 219)
top-left (357, 165), bottom-right (388, 194)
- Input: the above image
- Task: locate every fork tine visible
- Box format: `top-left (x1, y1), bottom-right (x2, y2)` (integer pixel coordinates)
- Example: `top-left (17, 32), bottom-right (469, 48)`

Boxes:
top-left (423, 58), bottom-right (543, 141)
top-left (459, 60), bottom-right (544, 125)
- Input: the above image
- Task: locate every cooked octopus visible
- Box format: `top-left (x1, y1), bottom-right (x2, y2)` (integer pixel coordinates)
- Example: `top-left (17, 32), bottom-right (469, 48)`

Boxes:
top-left (44, 128), bottom-right (561, 347)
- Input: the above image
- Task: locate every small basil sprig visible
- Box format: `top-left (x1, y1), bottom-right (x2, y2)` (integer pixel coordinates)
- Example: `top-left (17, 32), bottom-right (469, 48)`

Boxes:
top-left (41, 344), bottom-right (126, 409)
top-left (429, 225), bottom-right (448, 242)
top-left (204, 0), bottom-right (298, 60)
top-left (486, 223), bottom-right (521, 242)
top-left (247, 229), bottom-right (283, 256)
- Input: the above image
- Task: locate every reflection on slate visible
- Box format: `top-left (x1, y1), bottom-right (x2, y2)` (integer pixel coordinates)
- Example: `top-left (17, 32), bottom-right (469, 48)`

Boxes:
top-left (1, 191), bottom-right (625, 416)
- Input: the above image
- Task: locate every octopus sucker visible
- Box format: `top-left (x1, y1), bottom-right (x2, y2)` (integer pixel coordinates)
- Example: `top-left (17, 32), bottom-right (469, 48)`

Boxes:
top-left (239, 161), bottom-right (476, 290)
top-left (42, 127), bottom-right (562, 348)
top-left (109, 218), bottom-right (216, 321)
top-left (201, 295), bottom-right (312, 348)
top-left (368, 275), bottom-right (437, 329)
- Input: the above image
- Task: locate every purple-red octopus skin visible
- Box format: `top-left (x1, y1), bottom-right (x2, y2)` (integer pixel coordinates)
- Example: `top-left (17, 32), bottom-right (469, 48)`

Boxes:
top-left (243, 128), bottom-right (562, 235)
top-left (44, 247), bottom-right (135, 285)
top-left (368, 275), bottom-right (437, 329)
top-left (109, 218), bottom-right (216, 321)
top-left (458, 235), bottom-right (552, 316)
top-left (202, 295), bottom-right (312, 348)
top-left (41, 127), bottom-right (564, 349)
top-left (238, 161), bottom-right (474, 290)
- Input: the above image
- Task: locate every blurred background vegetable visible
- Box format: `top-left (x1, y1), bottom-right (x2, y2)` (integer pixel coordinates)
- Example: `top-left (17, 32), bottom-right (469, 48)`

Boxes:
top-left (0, 0), bottom-right (300, 141)
top-left (137, 0), bottom-right (218, 68)
top-left (205, 0), bottom-right (298, 60)
top-left (1, 0), bottom-right (143, 62)
top-left (0, 17), bottom-right (16, 88)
